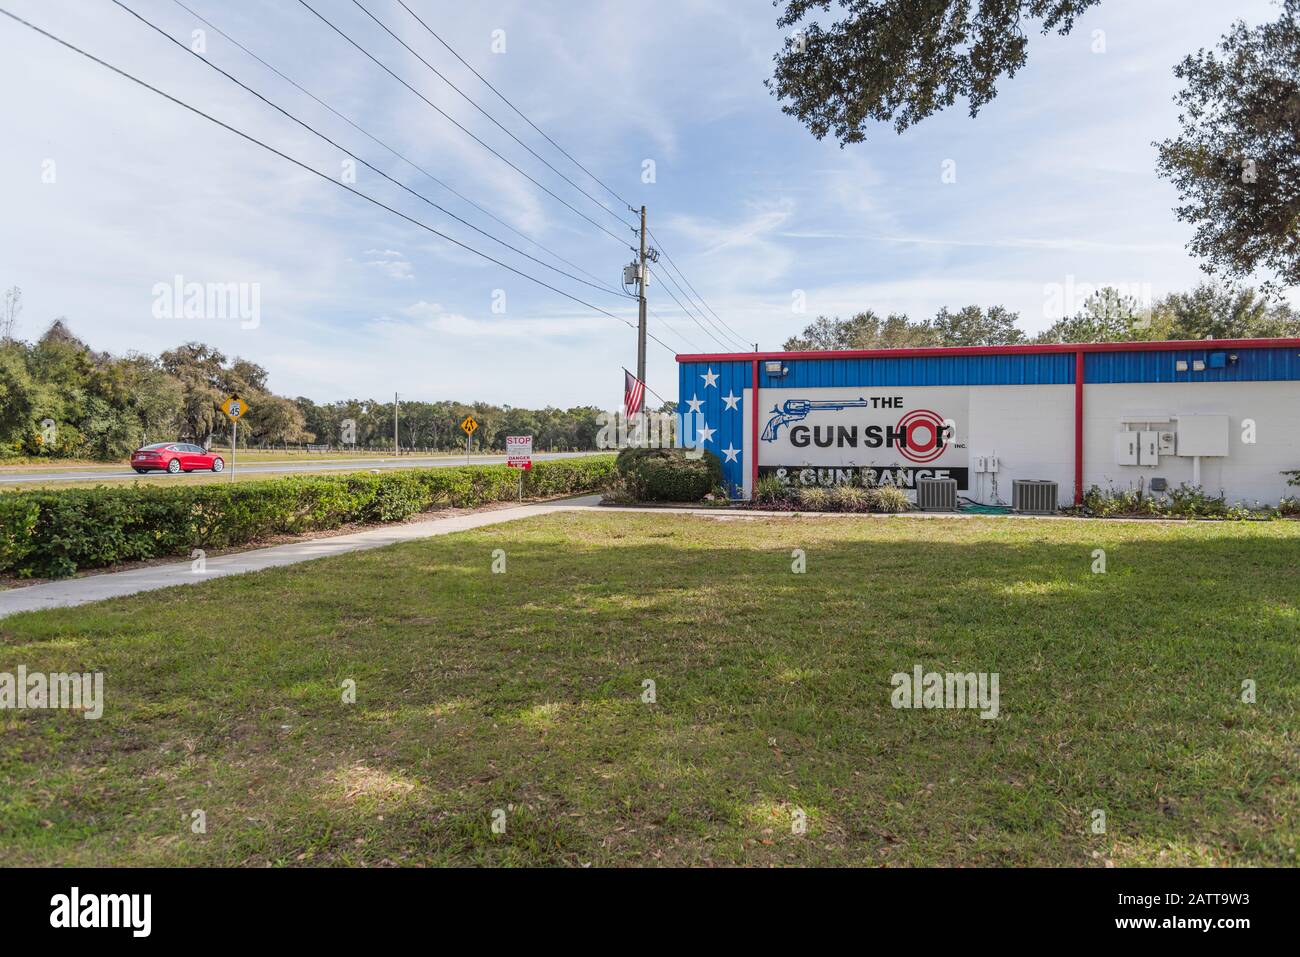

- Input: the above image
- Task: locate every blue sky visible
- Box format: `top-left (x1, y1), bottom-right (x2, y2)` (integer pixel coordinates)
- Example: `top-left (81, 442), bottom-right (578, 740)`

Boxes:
top-left (0, 0), bottom-right (1288, 408)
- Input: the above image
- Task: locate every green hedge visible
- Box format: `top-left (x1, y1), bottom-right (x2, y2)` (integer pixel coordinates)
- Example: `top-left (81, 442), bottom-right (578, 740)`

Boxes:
top-left (0, 455), bottom-right (615, 579)
top-left (614, 447), bottom-right (723, 501)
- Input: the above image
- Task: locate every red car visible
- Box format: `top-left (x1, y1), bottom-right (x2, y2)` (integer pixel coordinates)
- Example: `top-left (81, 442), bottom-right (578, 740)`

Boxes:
top-left (131, 442), bottom-right (225, 474)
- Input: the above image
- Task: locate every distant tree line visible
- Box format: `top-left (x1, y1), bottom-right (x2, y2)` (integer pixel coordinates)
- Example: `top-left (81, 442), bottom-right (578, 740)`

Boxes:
top-left (782, 282), bottom-right (1300, 350)
top-left (293, 397), bottom-right (605, 454)
top-left (0, 296), bottom-right (606, 460)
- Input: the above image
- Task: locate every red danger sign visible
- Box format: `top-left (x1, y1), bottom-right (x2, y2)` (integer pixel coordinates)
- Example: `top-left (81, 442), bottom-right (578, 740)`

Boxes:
top-left (506, 435), bottom-right (532, 470)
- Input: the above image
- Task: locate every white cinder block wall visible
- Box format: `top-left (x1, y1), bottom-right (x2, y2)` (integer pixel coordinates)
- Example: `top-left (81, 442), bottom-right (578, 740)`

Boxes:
top-left (1083, 382), bottom-right (1300, 506)
top-left (967, 386), bottom-right (1076, 507)
top-left (744, 382), bottom-right (1299, 506)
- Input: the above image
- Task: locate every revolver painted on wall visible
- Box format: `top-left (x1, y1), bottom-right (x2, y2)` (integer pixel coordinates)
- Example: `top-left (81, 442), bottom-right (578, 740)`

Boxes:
top-left (761, 398), bottom-right (869, 441)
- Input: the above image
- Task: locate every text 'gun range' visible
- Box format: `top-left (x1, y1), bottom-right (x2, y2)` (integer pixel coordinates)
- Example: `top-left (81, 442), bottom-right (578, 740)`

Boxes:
top-left (761, 398), bottom-right (869, 441)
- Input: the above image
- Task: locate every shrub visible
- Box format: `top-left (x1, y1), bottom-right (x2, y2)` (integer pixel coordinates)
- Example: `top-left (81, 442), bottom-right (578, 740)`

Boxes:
top-left (1079, 483), bottom-right (1285, 521)
top-left (753, 474), bottom-right (790, 505)
top-left (1165, 484), bottom-right (1229, 518)
top-left (0, 455), bottom-right (615, 579)
top-left (614, 447), bottom-right (723, 502)
top-left (869, 486), bottom-right (911, 513)
top-left (795, 487), bottom-right (832, 511)
top-left (599, 474), bottom-right (637, 505)
top-left (828, 485), bottom-right (871, 512)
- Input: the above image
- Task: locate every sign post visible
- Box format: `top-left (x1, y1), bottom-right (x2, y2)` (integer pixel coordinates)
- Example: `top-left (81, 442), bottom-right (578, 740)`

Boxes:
top-left (460, 415), bottom-right (479, 465)
top-left (506, 435), bottom-right (533, 502)
top-left (220, 395), bottom-right (249, 482)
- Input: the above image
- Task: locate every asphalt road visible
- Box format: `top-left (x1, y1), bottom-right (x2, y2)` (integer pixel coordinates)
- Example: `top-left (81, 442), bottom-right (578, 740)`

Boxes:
top-left (0, 451), bottom-right (602, 485)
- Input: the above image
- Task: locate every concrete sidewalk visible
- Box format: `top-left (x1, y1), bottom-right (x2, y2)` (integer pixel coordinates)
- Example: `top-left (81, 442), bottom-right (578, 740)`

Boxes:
top-left (0, 495), bottom-right (604, 619)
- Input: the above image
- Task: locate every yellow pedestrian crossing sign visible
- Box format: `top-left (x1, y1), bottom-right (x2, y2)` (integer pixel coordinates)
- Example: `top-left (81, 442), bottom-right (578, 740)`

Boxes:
top-left (460, 415), bottom-right (478, 436)
top-left (221, 395), bottom-right (248, 420)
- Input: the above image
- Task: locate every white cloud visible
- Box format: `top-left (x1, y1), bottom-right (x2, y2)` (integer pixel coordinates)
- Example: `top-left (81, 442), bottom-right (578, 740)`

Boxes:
top-left (2, 0), bottom-right (1289, 409)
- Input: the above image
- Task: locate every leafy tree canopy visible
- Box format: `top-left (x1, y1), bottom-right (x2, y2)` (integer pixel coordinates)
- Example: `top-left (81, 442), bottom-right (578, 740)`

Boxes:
top-left (786, 283), bottom-right (1300, 350)
top-left (768, 0), bottom-right (1100, 143)
top-left (1155, 0), bottom-right (1300, 289)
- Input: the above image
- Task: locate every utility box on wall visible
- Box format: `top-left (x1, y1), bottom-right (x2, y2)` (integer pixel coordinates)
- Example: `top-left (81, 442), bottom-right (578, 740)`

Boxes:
top-left (1138, 430), bottom-right (1160, 466)
top-left (1115, 432), bottom-right (1139, 465)
top-left (1175, 414), bottom-right (1230, 457)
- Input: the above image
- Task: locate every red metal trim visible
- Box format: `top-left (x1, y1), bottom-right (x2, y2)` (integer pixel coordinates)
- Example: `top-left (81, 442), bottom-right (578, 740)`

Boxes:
top-left (1074, 350), bottom-right (1085, 506)
top-left (750, 358), bottom-right (759, 496)
top-left (676, 338), bottom-right (1300, 363)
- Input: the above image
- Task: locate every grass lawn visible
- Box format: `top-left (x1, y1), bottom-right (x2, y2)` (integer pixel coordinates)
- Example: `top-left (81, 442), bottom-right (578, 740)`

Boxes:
top-left (1, 512), bottom-right (1296, 867)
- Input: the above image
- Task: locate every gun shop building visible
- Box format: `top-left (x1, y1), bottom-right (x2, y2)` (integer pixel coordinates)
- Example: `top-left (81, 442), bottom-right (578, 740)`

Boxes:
top-left (675, 339), bottom-right (1300, 508)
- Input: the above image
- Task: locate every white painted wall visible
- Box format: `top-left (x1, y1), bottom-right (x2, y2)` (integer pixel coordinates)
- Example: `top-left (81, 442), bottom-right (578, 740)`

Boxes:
top-left (739, 380), bottom-right (1300, 505)
top-left (1084, 381), bottom-right (1300, 505)
top-left (967, 386), bottom-right (1076, 507)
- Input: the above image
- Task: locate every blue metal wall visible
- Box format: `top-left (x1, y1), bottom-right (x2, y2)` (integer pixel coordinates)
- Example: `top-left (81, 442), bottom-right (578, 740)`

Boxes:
top-left (1084, 346), bottom-right (1300, 383)
top-left (677, 360), bottom-right (751, 495)
top-left (758, 352), bottom-right (1076, 389)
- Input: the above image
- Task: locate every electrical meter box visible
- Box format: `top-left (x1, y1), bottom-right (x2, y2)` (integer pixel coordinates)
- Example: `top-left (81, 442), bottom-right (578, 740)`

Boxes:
top-left (1157, 430), bottom-right (1176, 454)
top-left (1115, 431), bottom-right (1139, 465)
top-left (1138, 430), bottom-right (1160, 466)
top-left (1175, 414), bottom-right (1230, 457)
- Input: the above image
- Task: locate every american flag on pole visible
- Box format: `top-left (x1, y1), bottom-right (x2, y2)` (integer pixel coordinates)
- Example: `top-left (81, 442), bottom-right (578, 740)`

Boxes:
top-left (623, 368), bottom-right (645, 416)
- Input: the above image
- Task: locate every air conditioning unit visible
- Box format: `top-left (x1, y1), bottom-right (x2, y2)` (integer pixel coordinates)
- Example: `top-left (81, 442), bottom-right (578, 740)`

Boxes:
top-left (916, 477), bottom-right (958, 511)
top-left (1012, 480), bottom-right (1058, 515)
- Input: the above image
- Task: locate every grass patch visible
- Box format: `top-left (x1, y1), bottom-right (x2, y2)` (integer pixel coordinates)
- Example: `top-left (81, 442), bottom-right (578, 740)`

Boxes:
top-left (0, 513), bottom-right (1297, 866)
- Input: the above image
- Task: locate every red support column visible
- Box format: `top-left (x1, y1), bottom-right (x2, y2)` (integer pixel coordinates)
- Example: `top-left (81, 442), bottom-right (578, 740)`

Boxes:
top-left (1074, 350), bottom-right (1085, 505)
top-left (751, 359), bottom-right (760, 497)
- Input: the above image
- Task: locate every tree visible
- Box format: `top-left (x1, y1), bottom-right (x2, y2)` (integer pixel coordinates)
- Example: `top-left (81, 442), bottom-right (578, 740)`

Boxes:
top-left (768, 0), bottom-right (1100, 144)
top-left (250, 394), bottom-right (311, 447)
top-left (1036, 286), bottom-right (1154, 343)
top-left (1, 286), bottom-right (21, 340)
top-left (784, 306), bottom-right (1025, 349)
top-left (931, 304), bottom-right (1024, 346)
top-left (0, 343), bottom-right (35, 447)
top-left (782, 310), bottom-right (938, 350)
top-left (1152, 283), bottom-right (1300, 340)
top-left (161, 343), bottom-right (228, 443)
top-left (1155, 1), bottom-right (1300, 289)
top-left (1035, 282), bottom-right (1300, 343)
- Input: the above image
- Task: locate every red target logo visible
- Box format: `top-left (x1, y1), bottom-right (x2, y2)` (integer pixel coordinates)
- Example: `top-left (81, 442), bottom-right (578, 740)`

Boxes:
top-left (896, 409), bottom-right (947, 464)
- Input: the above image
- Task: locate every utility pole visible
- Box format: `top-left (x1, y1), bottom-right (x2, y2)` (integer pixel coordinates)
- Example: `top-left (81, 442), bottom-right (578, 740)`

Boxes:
top-left (636, 205), bottom-right (648, 387)
top-left (393, 392), bottom-right (399, 456)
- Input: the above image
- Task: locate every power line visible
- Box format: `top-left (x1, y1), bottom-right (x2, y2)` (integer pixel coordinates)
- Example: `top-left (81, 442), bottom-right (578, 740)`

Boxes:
top-left (167, 0), bottom-right (610, 289)
top-left (0, 7), bottom-right (685, 361)
top-left (655, 276), bottom-right (733, 351)
top-left (646, 305), bottom-right (703, 353)
top-left (111, 0), bottom-right (630, 300)
top-left (321, 2), bottom-right (730, 361)
top-left (390, 0), bottom-right (634, 212)
top-left (350, 0), bottom-right (634, 231)
top-left (656, 261), bottom-right (748, 351)
top-left (648, 225), bottom-right (751, 349)
top-left (622, 262), bottom-right (704, 353)
top-left (294, 0), bottom-right (635, 250)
